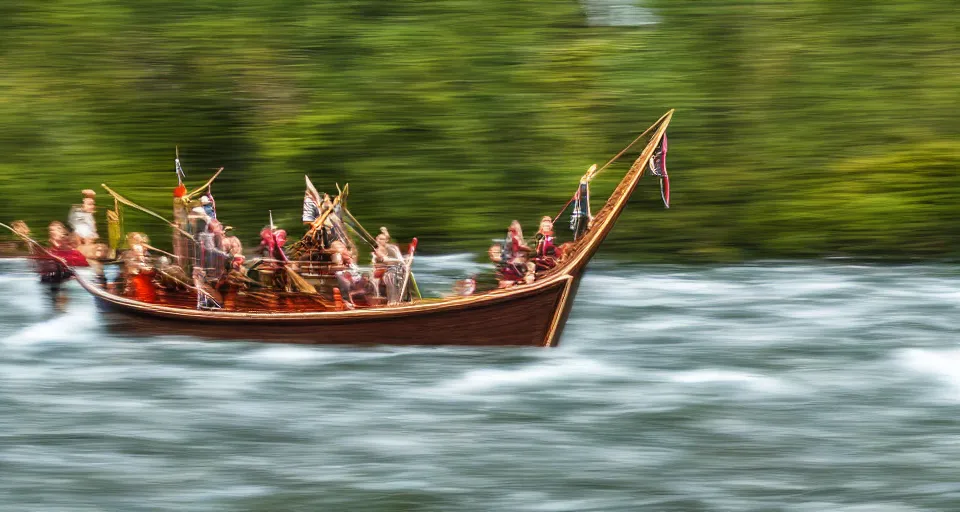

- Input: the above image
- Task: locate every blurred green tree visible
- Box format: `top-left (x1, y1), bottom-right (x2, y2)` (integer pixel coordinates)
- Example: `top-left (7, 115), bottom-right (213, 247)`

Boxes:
top-left (0, 0), bottom-right (957, 261)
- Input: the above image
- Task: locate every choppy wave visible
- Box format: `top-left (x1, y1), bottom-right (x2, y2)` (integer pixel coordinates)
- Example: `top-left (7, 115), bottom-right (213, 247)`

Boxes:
top-left (432, 357), bottom-right (626, 397)
top-left (896, 348), bottom-right (960, 401)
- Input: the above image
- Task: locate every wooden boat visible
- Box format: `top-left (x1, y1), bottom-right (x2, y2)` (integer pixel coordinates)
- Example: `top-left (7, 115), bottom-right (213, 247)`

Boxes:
top-left (71, 110), bottom-right (675, 346)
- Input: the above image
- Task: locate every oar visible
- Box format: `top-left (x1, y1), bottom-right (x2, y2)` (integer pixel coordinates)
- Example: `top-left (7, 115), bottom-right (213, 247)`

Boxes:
top-left (397, 238), bottom-right (418, 304)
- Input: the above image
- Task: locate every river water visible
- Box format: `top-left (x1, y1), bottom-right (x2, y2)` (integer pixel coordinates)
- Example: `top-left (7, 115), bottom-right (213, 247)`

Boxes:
top-left (2, 257), bottom-right (960, 511)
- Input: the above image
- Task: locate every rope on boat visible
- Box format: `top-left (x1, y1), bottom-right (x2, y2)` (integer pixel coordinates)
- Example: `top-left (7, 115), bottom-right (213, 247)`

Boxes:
top-left (552, 196), bottom-right (576, 224)
top-left (552, 111), bottom-right (673, 234)
top-left (185, 167), bottom-right (224, 200)
top-left (592, 112), bottom-right (667, 180)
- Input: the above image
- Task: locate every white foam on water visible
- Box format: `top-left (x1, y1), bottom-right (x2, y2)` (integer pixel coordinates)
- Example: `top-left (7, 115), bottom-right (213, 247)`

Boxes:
top-left (0, 276), bottom-right (48, 315)
top-left (771, 278), bottom-right (860, 297)
top-left (242, 345), bottom-right (420, 366)
top-left (896, 348), bottom-right (960, 400)
top-left (583, 273), bottom-right (747, 298)
top-left (623, 315), bottom-right (715, 333)
top-left (343, 434), bottom-right (434, 457)
top-left (0, 273), bottom-right (34, 284)
top-left (919, 284), bottom-right (960, 304)
top-left (159, 484), bottom-right (275, 503)
top-left (580, 274), bottom-right (753, 310)
top-left (1, 304), bottom-right (98, 347)
top-left (431, 357), bottom-right (626, 397)
top-left (242, 345), bottom-right (338, 364)
top-left (666, 369), bottom-right (792, 394)
top-left (788, 503), bottom-right (925, 512)
top-left (175, 368), bottom-right (275, 400)
top-left (152, 335), bottom-right (226, 347)
top-left (521, 498), bottom-right (631, 512)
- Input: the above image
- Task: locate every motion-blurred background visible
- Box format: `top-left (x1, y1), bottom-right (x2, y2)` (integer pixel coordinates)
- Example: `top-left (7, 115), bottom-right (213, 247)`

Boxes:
top-left (1, 1), bottom-right (957, 260)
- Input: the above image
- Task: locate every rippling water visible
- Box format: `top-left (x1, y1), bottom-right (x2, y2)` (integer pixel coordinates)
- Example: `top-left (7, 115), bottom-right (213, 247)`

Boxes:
top-left (3, 257), bottom-right (960, 511)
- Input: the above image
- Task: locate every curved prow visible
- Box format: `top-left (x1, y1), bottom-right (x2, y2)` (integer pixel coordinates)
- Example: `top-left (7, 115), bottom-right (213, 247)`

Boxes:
top-left (560, 109), bottom-right (674, 274)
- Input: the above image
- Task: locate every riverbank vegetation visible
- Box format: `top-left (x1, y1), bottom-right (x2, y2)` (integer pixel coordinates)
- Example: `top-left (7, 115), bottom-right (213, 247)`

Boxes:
top-left (1, 1), bottom-right (957, 261)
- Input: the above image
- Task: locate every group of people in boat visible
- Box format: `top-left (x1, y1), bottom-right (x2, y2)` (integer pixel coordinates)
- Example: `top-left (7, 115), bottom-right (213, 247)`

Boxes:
top-left (153, 179), bottom-right (415, 309)
top-left (46, 176), bottom-right (419, 311)
top-left (482, 171), bottom-right (595, 289)
top-left (15, 189), bottom-right (110, 283)
top-left (488, 214), bottom-right (578, 288)
top-left (298, 186), bottom-right (412, 307)
top-left (486, 174), bottom-right (595, 289)
top-left (11, 159), bottom-right (598, 307)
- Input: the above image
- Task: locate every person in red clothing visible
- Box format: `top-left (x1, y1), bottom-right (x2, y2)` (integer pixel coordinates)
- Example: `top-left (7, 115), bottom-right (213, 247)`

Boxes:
top-left (257, 225), bottom-right (290, 290)
top-left (124, 243), bottom-right (157, 303)
top-left (490, 220), bottom-right (532, 287)
top-left (533, 216), bottom-right (559, 271)
top-left (32, 221), bottom-right (86, 284)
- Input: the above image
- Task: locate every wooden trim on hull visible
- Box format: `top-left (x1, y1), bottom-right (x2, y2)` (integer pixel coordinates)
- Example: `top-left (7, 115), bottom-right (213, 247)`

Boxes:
top-left (543, 272), bottom-right (585, 348)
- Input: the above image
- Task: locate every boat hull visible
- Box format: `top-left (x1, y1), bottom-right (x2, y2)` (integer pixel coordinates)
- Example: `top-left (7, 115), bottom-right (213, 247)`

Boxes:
top-left (90, 274), bottom-right (577, 346)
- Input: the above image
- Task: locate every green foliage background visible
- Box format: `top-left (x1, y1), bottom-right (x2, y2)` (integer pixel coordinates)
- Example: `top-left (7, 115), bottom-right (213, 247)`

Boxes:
top-left (1, 1), bottom-right (958, 261)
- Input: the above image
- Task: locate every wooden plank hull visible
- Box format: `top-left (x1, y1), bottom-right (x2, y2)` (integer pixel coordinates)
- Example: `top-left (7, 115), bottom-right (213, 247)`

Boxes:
top-left (89, 274), bottom-right (576, 346)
